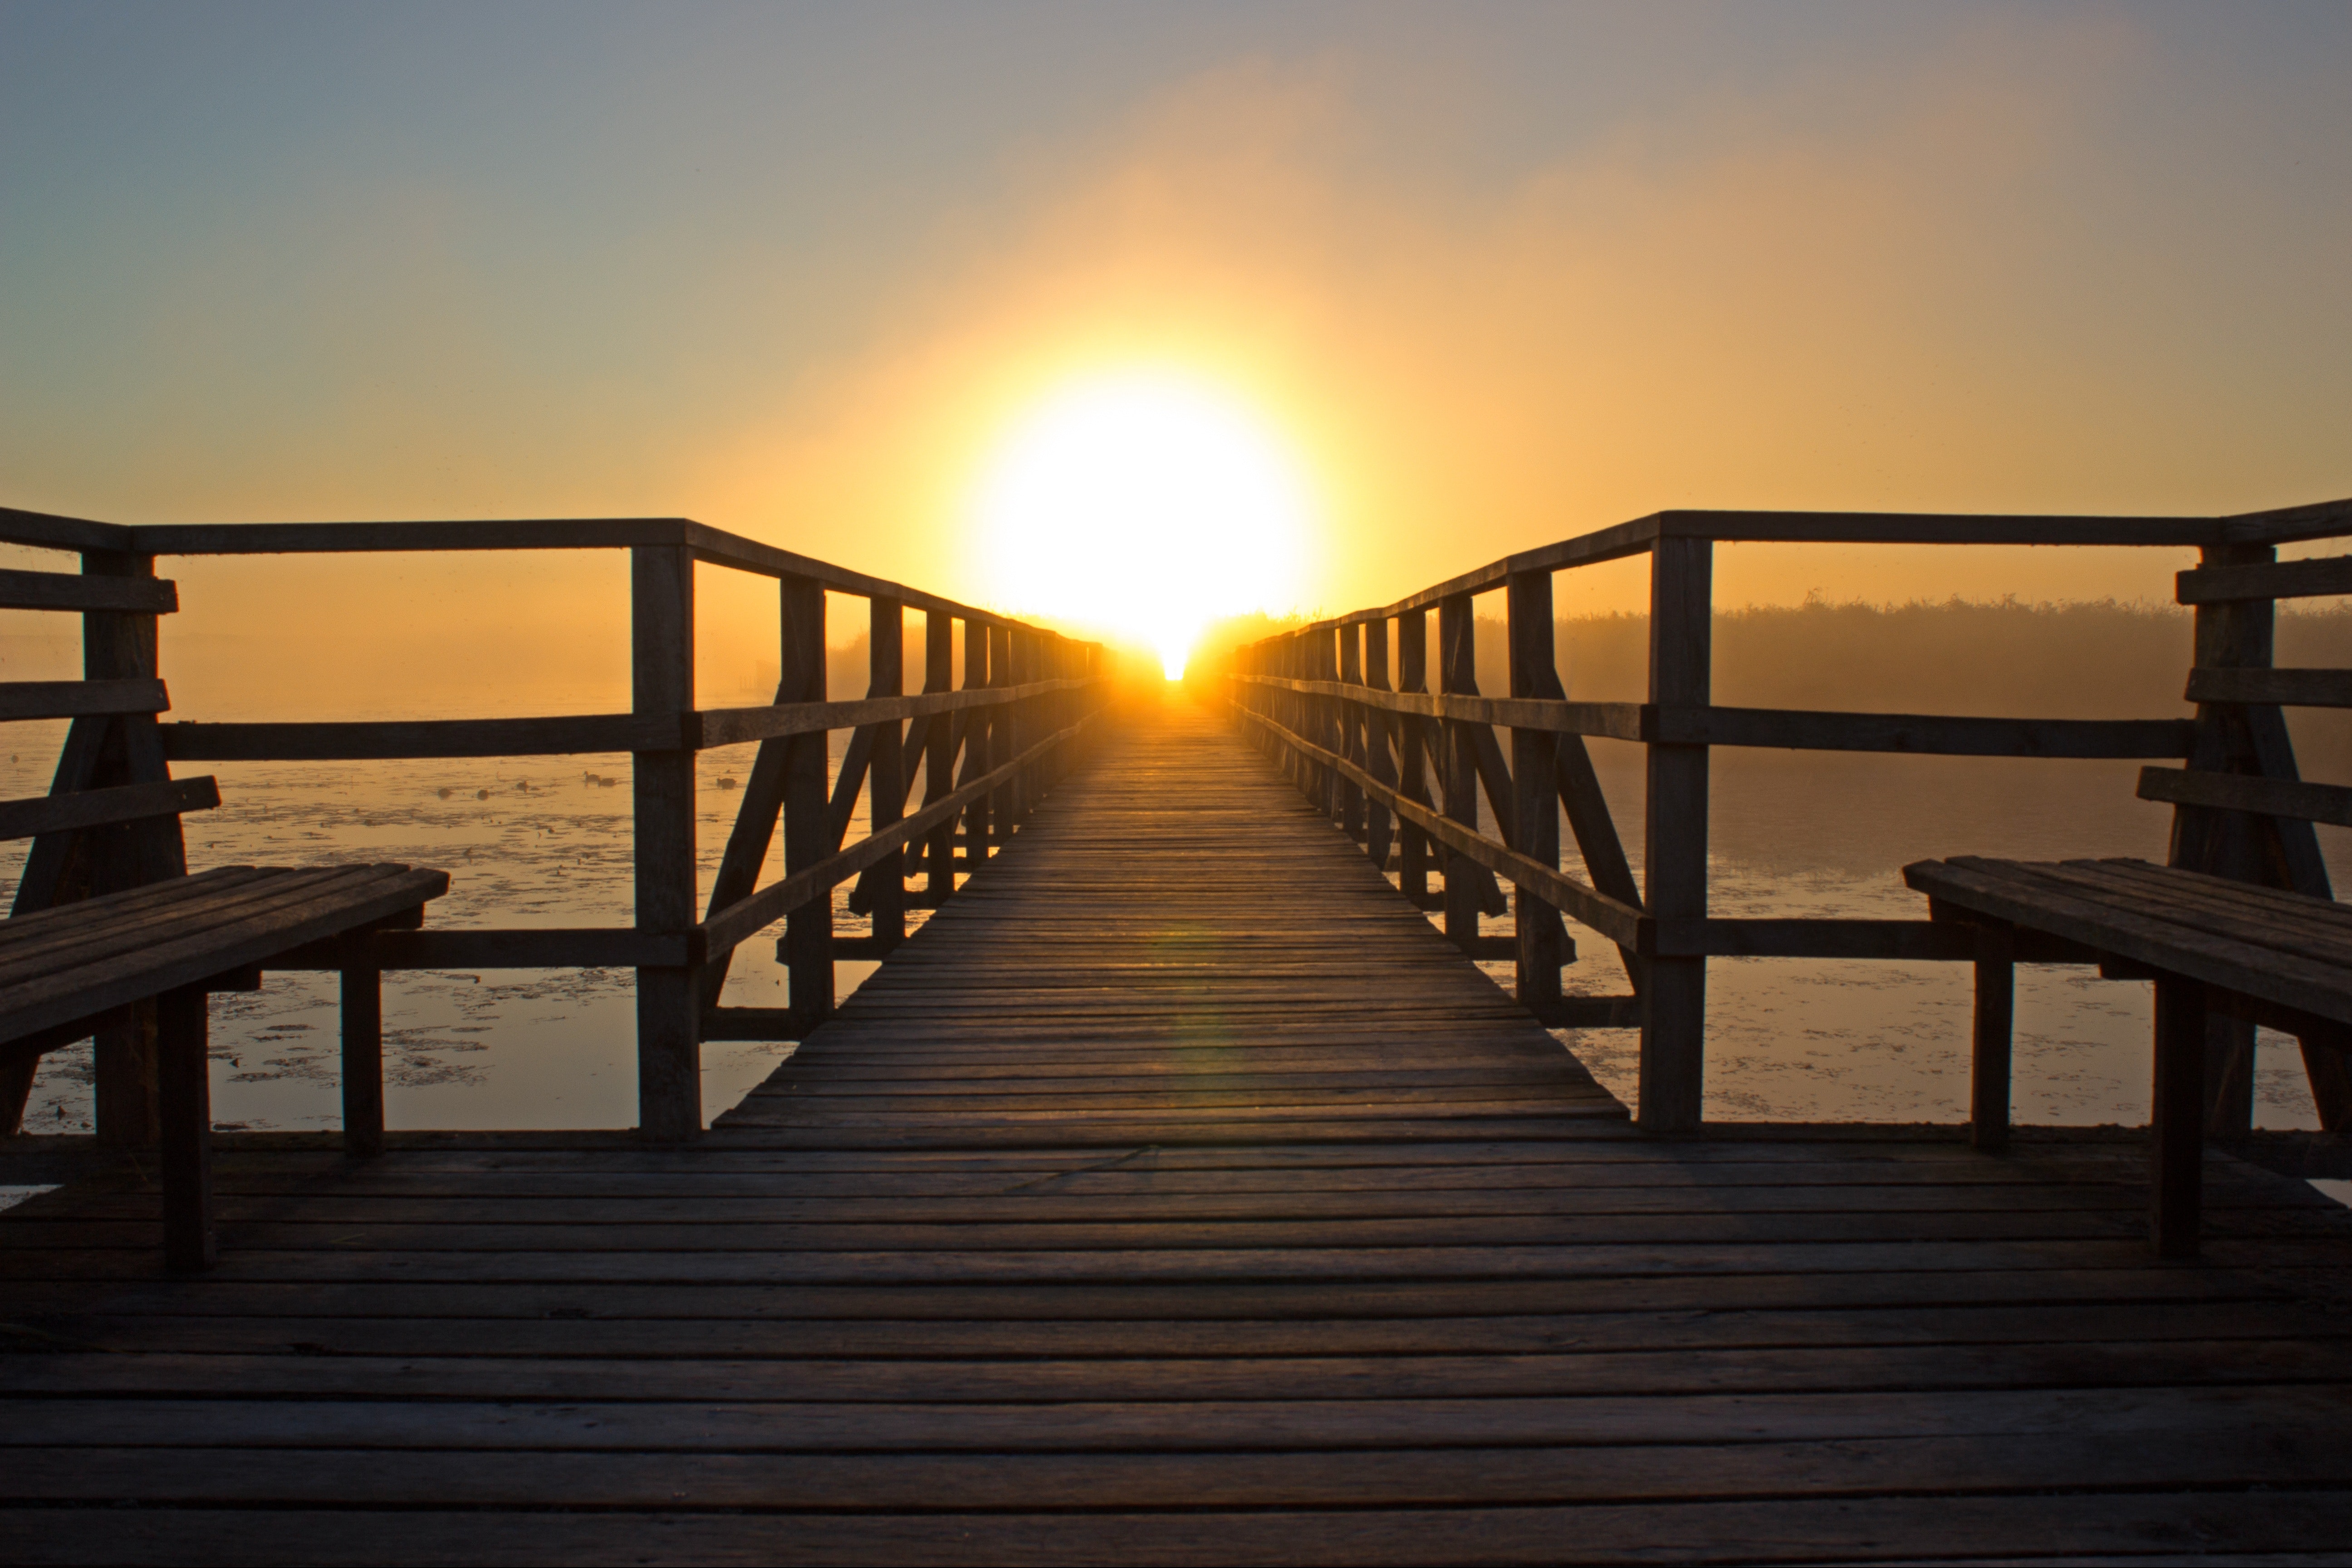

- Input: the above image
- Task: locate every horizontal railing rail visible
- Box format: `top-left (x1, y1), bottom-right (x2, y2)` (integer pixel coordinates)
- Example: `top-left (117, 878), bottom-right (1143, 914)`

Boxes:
top-left (1223, 494), bottom-right (2352, 1134)
top-left (0, 506), bottom-right (1108, 1142)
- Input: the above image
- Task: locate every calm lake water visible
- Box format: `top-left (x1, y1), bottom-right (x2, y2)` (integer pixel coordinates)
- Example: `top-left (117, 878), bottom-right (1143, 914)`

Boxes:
top-left (2, 709), bottom-right (2335, 1134)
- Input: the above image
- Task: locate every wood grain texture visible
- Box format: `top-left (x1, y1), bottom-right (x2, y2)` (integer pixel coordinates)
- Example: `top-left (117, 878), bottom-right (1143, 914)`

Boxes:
top-left (5, 696), bottom-right (2352, 1562)
top-left (0, 776), bottom-right (217, 842)
top-left (0, 678), bottom-right (168, 722)
top-left (0, 567), bottom-right (176, 614)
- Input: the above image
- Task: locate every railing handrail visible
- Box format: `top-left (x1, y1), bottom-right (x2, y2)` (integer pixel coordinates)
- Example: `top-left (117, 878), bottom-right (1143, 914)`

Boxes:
top-left (0, 508), bottom-right (1075, 641)
top-left (2, 500), bottom-right (1112, 1144)
top-left (1243, 496), bottom-right (2352, 639)
top-left (1219, 490), bottom-right (2352, 1137)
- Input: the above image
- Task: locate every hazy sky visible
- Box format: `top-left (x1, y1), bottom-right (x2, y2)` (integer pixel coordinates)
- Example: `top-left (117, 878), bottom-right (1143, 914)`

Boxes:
top-left (4, 1), bottom-right (2348, 667)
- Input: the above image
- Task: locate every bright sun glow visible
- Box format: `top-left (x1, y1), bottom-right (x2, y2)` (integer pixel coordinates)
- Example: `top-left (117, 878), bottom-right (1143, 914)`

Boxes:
top-left (974, 371), bottom-right (1311, 679)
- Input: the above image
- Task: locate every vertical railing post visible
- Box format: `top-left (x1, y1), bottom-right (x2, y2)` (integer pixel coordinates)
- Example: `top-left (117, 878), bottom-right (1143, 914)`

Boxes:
top-left (2167, 541), bottom-right (2332, 1137)
top-left (958, 618), bottom-right (987, 865)
top-left (1507, 568), bottom-right (1563, 1014)
top-left (779, 575), bottom-right (832, 1028)
top-left (1397, 611), bottom-right (1431, 907)
top-left (960, 617), bottom-right (992, 866)
top-left (924, 610), bottom-right (955, 904)
top-left (1019, 630), bottom-right (1040, 811)
top-left (988, 624), bottom-right (1014, 841)
top-left (1640, 536), bottom-right (1711, 1132)
top-left (76, 548), bottom-right (180, 1147)
top-left (1363, 616), bottom-right (1396, 874)
top-left (632, 544), bottom-right (700, 1141)
top-left (1438, 593), bottom-right (1480, 947)
top-left (867, 597), bottom-right (905, 951)
top-left (1336, 624), bottom-right (1366, 841)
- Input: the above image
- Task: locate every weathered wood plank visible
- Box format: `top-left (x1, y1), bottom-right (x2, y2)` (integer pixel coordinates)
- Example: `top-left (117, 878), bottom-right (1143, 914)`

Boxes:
top-left (2180, 551), bottom-right (2352, 604)
top-left (0, 776), bottom-right (218, 841)
top-left (2140, 764), bottom-right (2352, 828)
top-left (0, 677), bottom-right (168, 722)
top-left (0, 566), bottom-right (176, 613)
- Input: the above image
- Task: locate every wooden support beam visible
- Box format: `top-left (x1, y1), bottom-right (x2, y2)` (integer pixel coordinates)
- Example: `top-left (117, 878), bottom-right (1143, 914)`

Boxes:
top-left (1233, 706), bottom-right (1645, 947)
top-left (81, 548), bottom-right (184, 1148)
top-left (1641, 536), bottom-right (1710, 1133)
top-left (1537, 665), bottom-right (1644, 994)
top-left (339, 928), bottom-right (383, 1161)
top-left (0, 567), bottom-right (176, 614)
top-left (2170, 541), bottom-right (2271, 1143)
top-left (1508, 568), bottom-right (1563, 1014)
top-left (0, 678), bottom-right (167, 723)
top-left (155, 983), bottom-right (214, 1273)
top-left (162, 713), bottom-right (686, 760)
top-left (959, 617), bottom-right (993, 864)
top-left (719, 715), bottom-right (1092, 954)
top-left (1236, 677), bottom-right (2193, 758)
top-left (1438, 594), bottom-right (1482, 951)
top-left (779, 576), bottom-right (833, 1028)
top-left (2187, 666), bottom-right (2352, 709)
top-left (1971, 922), bottom-right (2014, 1151)
top-left (2141, 767), bottom-right (2352, 831)
top-left (2179, 552), bottom-right (2352, 604)
top-left (2151, 974), bottom-right (2208, 1259)
top-left (1336, 623), bottom-right (1366, 841)
top-left (988, 624), bottom-right (1014, 838)
top-left (1362, 617), bottom-right (1396, 873)
top-left (925, 609), bottom-right (956, 904)
top-left (630, 544), bottom-right (700, 1142)
top-left (0, 777), bottom-right (218, 842)
top-left (858, 598), bottom-right (906, 951)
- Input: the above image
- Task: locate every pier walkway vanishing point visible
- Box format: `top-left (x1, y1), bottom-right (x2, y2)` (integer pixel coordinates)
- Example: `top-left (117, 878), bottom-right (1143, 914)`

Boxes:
top-left (7, 696), bottom-right (2352, 1564)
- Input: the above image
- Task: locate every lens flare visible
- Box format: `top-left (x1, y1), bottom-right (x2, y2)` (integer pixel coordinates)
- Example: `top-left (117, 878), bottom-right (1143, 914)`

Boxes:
top-left (972, 371), bottom-right (1311, 677)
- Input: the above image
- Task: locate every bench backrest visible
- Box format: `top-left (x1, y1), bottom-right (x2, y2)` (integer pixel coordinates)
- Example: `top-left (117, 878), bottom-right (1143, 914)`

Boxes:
top-left (2138, 548), bottom-right (2352, 904)
top-left (1, 557), bottom-right (212, 915)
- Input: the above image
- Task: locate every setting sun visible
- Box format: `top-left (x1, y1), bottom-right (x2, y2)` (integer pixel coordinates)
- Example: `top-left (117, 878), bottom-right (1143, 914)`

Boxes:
top-left (972, 371), bottom-right (1312, 678)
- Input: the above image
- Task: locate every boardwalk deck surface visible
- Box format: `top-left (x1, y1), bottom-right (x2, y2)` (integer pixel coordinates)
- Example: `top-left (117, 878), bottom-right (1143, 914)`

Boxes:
top-left (5, 696), bottom-right (2352, 1563)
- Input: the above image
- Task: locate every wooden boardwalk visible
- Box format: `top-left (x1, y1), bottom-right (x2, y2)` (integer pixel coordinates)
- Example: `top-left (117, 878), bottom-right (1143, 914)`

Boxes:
top-left (5, 696), bottom-right (2352, 1563)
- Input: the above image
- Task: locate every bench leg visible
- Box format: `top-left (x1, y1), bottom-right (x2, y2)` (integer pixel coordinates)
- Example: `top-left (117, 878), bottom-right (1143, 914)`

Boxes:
top-left (2151, 974), bottom-right (2207, 1259)
top-left (341, 932), bottom-right (384, 1161)
top-left (94, 1001), bottom-right (161, 1147)
top-left (2204, 1017), bottom-right (2257, 1140)
top-left (1970, 923), bottom-right (2014, 1151)
top-left (155, 983), bottom-right (216, 1273)
top-left (2298, 1029), bottom-right (2352, 1134)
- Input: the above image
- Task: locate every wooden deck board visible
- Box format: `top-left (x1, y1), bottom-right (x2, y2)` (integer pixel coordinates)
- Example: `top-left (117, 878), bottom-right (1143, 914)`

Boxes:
top-left (4, 695), bottom-right (2351, 1563)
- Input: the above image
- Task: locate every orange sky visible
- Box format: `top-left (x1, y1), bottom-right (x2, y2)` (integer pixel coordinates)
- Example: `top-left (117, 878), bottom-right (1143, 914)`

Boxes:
top-left (2, 4), bottom-right (2346, 700)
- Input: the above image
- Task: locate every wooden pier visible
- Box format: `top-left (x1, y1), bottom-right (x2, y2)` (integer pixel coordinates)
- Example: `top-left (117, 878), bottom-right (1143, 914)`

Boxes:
top-left (6, 696), bottom-right (2352, 1564)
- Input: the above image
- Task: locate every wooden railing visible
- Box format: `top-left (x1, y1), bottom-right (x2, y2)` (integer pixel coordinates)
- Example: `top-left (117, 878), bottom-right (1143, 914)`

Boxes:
top-left (1222, 495), bottom-right (2352, 1131)
top-left (0, 504), bottom-right (1106, 1140)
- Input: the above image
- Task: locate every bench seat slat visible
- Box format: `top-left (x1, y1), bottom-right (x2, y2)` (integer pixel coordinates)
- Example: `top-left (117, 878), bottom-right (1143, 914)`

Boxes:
top-left (0, 865), bottom-right (449, 1044)
top-left (2015, 861), bottom-right (2352, 973)
top-left (0, 867), bottom-right (366, 983)
top-left (0, 866), bottom-right (424, 989)
top-left (1905, 857), bottom-right (2352, 1027)
top-left (2059, 859), bottom-right (2352, 952)
top-left (0, 865), bottom-right (273, 935)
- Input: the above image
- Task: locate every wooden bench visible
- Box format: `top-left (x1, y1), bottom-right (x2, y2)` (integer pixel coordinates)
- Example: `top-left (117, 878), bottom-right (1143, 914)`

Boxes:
top-left (1904, 855), bottom-right (2352, 1258)
top-left (0, 862), bottom-right (446, 1270)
